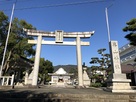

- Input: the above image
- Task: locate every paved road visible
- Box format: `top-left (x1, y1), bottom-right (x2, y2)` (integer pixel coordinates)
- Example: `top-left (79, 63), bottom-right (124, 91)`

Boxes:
top-left (0, 86), bottom-right (135, 95)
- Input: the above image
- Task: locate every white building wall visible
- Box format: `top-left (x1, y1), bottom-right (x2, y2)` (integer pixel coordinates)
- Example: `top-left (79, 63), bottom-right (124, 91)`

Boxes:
top-left (119, 43), bottom-right (136, 65)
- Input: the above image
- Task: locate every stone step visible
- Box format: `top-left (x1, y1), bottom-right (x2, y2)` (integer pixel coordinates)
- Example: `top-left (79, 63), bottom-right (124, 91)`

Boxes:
top-left (0, 93), bottom-right (132, 102)
top-left (0, 93), bottom-right (130, 98)
top-left (0, 98), bottom-right (130, 102)
top-left (55, 94), bottom-right (130, 99)
top-left (0, 93), bottom-right (131, 99)
top-left (0, 86), bottom-right (13, 89)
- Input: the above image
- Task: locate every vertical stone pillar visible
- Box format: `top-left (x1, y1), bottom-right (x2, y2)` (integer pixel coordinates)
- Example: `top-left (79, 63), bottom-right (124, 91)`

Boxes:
top-left (32, 35), bottom-right (42, 86)
top-left (105, 40), bottom-right (132, 93)
top-left (25, 70), bottom-right (29, 85)
top-left (110, 41), bottom-right (122, 74)
top-left (2, 77), bottom-right (4, 85)
top-left (51, 76), bottom-right (53, 83)
top-left (11, 74), bottom-right (14, 86)
top-left (76, 36), bottom-right (83, 87)
top-left (6, 77), bottom-right (9, 85)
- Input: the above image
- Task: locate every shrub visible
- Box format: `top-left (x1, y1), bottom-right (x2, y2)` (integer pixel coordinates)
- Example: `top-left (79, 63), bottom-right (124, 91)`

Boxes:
top-left (91, 83), bottom-right (102, 87)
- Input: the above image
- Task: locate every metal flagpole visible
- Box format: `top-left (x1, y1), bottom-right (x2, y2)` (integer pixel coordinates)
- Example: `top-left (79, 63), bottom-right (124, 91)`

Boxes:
top-left (105, 4), bottom-right (113, 42)
top-left (105, 7), bottom-right (111, 42)
top-left (0, 0), bottom-right (17, 76)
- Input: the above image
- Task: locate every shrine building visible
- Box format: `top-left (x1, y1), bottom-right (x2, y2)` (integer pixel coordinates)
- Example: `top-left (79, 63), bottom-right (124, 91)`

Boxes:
top-left (48, 68), bottom-right (74, 85)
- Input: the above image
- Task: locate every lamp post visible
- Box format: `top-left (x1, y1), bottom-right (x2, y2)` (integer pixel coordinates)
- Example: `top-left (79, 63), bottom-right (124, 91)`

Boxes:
top-left (0, 0), bottom-right (17, 76)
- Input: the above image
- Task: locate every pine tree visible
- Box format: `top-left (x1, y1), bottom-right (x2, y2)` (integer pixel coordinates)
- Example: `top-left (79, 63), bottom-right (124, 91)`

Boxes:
top-left (123, 18), bottom-right (136, 46)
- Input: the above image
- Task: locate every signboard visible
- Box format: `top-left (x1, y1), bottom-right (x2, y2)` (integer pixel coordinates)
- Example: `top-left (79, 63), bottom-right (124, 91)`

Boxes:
top-left (110, 41), bottom-right (122, 74)
top-left (55, 30), bottom-right (63, 43)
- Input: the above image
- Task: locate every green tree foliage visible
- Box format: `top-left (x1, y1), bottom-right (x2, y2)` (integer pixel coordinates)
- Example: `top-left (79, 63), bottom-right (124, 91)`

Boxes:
top-left (38, 58), bottom-right (54, 84)
top-left (90, 48), bottom-right (111, 69)
top-left (30, 57), bottom-right (54, 84)
top-left (69, 67), bottom-right (78, 79)
top-left (0, 11), bottom-right (35, 75)
top-left (90, 48), bottom-right (111, 82)
top-left (0, 11), bottom-right (8, 60)
top-left (0, 11), bottom-right (8, 39)
top-left (123, 18), bottom-right (136, 46)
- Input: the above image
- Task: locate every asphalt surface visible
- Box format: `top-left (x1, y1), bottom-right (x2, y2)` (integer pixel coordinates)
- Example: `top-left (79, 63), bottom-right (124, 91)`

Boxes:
top-left (0, 85), bottom-right (135, 95)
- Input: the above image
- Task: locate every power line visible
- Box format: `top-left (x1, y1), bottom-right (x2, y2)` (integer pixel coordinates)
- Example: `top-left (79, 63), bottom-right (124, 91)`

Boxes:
top-left (0, 0), bottom-right (31, 2)
top-left (0, 1), bottom-right (14, 4)
top-left (0, 0), bottom-right (35, 5)
top-left (0, 0), bottom-right (15, 3)
top-left (2, 0), bottom-right (114, 11)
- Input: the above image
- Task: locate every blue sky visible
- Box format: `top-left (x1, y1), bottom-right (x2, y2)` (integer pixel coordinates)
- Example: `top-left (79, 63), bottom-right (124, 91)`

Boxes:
top-left (1, 0), bottom-right (136, 66)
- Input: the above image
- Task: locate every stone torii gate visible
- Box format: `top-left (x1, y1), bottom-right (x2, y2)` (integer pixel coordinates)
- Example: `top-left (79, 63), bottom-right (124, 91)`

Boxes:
top-left (24, 29), bottom-right (94, 87)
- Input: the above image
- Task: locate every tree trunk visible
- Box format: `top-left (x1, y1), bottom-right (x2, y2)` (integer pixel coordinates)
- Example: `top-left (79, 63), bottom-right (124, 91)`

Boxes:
top-left (3, 50), bottom-right (12, 75)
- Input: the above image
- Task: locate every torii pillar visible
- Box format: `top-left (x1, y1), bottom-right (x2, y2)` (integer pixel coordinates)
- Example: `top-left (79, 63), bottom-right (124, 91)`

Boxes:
top-left (32, 35), bottom-right (42, 85)
top-left (76, 36), bottom-right (83, 86)
top-left (24, 29), bottom-right (94, 87)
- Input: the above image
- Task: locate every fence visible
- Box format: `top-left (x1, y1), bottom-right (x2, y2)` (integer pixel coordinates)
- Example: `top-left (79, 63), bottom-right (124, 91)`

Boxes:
top-left (0, 75), bottom-right (14, 88)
